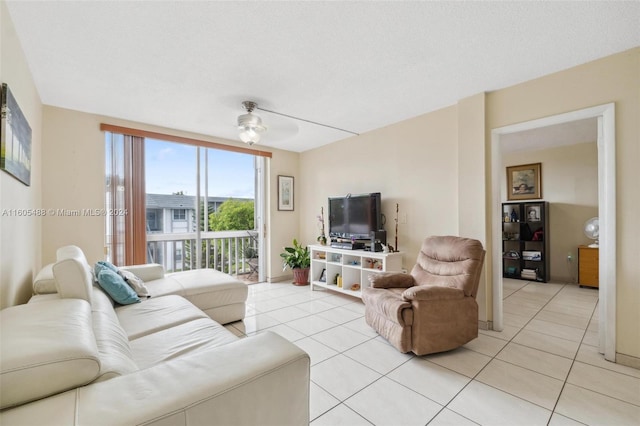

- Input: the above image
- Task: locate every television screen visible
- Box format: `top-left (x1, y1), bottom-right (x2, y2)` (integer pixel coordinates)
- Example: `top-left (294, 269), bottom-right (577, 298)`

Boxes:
top-left (328, 193), bottom-right (381, 239)
top-left (328, 197), bottom-right (347, 235)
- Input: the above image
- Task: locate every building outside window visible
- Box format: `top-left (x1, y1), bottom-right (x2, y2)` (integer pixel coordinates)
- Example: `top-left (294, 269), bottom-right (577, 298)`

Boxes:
top-left (146, 210), bottom-right (161, 232)
top-left (173, 209), bottom-right (186, 220)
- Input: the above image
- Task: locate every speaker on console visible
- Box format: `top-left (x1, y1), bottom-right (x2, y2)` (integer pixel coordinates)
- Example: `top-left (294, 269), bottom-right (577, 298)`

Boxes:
top-left (369, 230), bottom-right (387, 252)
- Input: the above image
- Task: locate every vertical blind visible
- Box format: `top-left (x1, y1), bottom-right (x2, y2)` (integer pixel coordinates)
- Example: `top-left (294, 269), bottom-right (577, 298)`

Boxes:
top-left (105, 133), bottom-right (145, 265)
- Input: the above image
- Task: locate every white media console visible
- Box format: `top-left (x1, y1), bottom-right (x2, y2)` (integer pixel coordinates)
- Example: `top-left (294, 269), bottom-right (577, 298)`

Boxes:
top-left (309, 244), bottom-right (403, 299)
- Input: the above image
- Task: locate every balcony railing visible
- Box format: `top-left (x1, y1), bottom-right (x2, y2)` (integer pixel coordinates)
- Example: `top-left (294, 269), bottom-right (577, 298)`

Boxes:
top-left (146, 230), bottom-right (259, 278)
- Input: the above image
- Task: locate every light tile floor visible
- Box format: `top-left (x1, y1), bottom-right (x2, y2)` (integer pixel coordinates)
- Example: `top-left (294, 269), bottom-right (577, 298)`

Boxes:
top-left (225, 278), bottom-right (640, 425)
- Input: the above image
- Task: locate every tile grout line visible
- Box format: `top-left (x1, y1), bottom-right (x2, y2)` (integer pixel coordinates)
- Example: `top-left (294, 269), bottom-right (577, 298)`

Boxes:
top-left (436, 281), bottom-right (584, 422)
top-left (247, 281), bottom-right (632, 425)
top-left (422, 280), bottom-right (563, 422)
top-left (546, 293), bottom-right (601, 425)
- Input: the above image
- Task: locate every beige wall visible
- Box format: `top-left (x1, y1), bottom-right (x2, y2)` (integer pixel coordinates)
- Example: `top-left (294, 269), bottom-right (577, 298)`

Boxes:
top-left (299, 105), bottom-right (460, 274)
top-left (298, 94), bottom-right (491, 323)
top-left (457, 93), bottom-right (489, 321)
top-left (503, 143), bottom-right (598, 282)
top-left (268, 149), bottom-right (301, 282)
top-left (487, 48), bottom-right (639, 360)
top-left (41, 107), bottom-right (106, 265)
top-left (0, 1), bottom-right (43, 308)
top-left (41, 106), bottom-right (301, 282)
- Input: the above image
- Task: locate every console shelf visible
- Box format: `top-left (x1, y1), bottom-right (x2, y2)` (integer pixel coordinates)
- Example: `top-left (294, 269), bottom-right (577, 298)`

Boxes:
top-left (309, 245), bottom-right (403, 299)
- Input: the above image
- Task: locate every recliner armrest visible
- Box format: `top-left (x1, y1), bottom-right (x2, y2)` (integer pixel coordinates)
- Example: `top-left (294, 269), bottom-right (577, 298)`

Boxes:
top-left (402, 285), bottom-right (465, 301)
top-left (118, 263), bottom-right (165, 282)
top-left (369, 273), bottom-right (416, 289)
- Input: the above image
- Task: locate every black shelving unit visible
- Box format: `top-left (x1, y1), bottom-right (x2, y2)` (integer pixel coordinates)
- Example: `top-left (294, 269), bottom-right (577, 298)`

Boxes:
top-left (502, 201), bottom-right (550, 283)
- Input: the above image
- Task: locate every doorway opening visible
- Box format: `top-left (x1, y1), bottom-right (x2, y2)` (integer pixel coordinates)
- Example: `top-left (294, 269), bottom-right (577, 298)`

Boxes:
top-left (490, 103), bottom-right (616, 361)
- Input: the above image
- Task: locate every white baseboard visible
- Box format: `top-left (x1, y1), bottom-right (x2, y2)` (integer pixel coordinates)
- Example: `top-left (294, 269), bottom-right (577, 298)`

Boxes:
top-left (616, 352), bottom-right (640, 370)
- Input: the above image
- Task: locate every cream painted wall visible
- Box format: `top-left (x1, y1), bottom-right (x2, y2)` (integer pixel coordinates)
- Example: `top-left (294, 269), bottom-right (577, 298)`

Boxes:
top-left (502, 143), bottom-right (598, 283)
top-left (268, 149), bottom-right (301, 282)
top-left (457, 93), bottom-right (489, 322)
top-left (41, 106), bottom-right (106, 265)
top-left (487, 48), bottom-right (639, 360)
top-left (299, 105), bottom-right (460, 277)
top-left (0, 1), bottom-right (43, 308)
top-left (41, 106), bottom-right (300, 282)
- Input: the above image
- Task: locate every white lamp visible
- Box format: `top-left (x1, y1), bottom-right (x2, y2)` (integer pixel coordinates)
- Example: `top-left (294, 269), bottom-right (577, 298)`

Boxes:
top-left (237, 101), bottom-right (266, 145)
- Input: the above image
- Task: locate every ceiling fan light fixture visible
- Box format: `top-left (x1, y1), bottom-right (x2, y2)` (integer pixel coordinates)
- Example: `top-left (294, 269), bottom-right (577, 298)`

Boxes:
top-left (237, 101), bottom-right (266, 145)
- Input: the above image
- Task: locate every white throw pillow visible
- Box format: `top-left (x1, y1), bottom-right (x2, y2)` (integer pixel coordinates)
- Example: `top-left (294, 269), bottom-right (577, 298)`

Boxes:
top-left (118, 269), bottom-right (151, 298)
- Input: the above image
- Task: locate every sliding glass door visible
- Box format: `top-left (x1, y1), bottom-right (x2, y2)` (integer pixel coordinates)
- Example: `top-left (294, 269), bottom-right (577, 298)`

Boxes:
top-left (106, 132), bottom-right (265, 283)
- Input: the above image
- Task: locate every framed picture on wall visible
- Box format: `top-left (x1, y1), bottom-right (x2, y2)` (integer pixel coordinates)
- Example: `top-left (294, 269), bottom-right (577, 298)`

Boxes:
top-left (1, 83), bottom-right (32, 186)
top-left (507, 163), bottom-right (541, 201)
top-left (278, 175), bottom-right (294, 211)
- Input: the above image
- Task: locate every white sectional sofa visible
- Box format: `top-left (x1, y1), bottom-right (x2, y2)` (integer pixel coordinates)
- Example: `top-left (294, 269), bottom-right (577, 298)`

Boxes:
top-left (31, 245), bottom-right (249, 325)
top-left (0, 246), bottom-right (310, 425)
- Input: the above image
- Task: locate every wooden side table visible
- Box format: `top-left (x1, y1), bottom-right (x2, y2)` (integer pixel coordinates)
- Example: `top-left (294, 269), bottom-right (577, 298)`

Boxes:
top-left (578, 245), bottom-right (599, 288)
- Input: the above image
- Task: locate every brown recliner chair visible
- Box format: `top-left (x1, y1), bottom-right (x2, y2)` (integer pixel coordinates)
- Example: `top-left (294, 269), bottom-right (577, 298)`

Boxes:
top-left (362, 236), bottom-right (485, 355)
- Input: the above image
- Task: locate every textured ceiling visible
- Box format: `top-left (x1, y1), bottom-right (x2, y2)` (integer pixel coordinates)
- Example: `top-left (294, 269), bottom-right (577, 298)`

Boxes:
top-left (5, 1), bottom-right (640, 152)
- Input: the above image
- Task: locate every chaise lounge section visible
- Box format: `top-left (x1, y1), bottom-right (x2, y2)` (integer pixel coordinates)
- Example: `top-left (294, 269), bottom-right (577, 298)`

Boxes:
top-left (1, 246), bottom-right (310, 425)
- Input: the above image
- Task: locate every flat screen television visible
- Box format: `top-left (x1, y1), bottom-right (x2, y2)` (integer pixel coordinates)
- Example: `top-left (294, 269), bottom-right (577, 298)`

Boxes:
top-left (328, 192), bottom-right (382, 240)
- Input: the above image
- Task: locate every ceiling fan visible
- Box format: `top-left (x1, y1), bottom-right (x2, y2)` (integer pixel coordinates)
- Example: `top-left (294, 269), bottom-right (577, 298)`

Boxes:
top-left (236, 101), bottom-right (266, 146)
top-left (235, 100), bottom-right (358, 146)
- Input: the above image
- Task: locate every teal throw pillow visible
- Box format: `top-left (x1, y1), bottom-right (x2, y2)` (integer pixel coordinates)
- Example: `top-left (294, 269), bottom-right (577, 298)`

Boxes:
top-left (96, 269), bottom-right (140, 305)
top-left (94, 261), bottom-right (119, 278)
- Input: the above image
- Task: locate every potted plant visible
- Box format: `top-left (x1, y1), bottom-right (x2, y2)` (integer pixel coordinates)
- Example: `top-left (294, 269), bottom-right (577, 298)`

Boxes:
top-left (280, 238), bottom-right (311, 286)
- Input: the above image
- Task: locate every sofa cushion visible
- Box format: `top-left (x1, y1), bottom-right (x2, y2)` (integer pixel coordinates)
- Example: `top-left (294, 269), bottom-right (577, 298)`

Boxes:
top-left (96, 269), bottom-right (140, 305)
top-left (116, 295), bottom-right (209, 340)
top-left (168, 269), bottom-right (247, 301)
top-left (56, 245), bottom-right (89, 263)
top-left (166, 269), bottom-right (248, 319)
top-left (53, 258), bottom-right (94, 303)
top-left (119, 263), bottom-right (165, 282)
top-left (90, 288), bottom-right (138, 381)
top-left (0, 299), bottom-right (101, 409)
top-left (129, 318), bottom-right (238, 369)
top-left (33, 263), bottom-right (57, 294)
top-left (27, 293), bottom-right (60, 303)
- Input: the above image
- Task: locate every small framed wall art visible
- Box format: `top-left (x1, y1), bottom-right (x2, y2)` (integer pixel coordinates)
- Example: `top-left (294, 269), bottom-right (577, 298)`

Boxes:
top-left (1, 83), bottom-right (32, 186)
top-left (278, 175), bottom-right (294, 211)
top-left (507, 163), bottom-right (541, 201)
